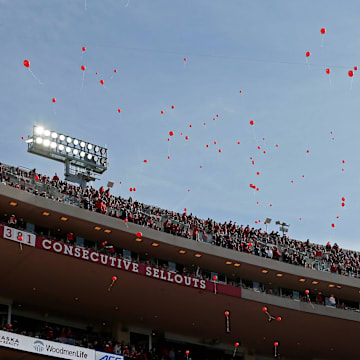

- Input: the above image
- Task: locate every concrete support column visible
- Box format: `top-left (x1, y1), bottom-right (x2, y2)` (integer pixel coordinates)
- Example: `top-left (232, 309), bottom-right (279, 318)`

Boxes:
top-left (7, 304), bottom-right (12, 325)
top-left (149, 332), bottom-right (152, 350)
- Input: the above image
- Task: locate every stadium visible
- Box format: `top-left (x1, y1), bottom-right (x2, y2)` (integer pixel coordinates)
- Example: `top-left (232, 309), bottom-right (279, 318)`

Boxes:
top-left (1, 145), bottom-right (360, 360)
top-left (2, 1), bottom-right (360, 359)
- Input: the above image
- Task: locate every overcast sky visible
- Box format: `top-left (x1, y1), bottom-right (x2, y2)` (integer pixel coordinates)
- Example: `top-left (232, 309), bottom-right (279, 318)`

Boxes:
top-left (1, 0), bottom-right (360, 250)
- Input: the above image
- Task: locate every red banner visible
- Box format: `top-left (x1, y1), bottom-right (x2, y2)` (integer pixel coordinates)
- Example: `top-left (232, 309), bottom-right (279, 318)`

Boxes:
top-left (0, 225), bottom-right (241, 298)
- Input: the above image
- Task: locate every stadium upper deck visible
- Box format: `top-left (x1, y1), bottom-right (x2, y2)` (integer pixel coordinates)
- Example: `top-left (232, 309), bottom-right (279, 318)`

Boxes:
top-left (1, 161), bottom-right (359, 280)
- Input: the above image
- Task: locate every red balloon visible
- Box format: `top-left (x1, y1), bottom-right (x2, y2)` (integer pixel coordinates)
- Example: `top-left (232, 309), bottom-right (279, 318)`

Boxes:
top-left (331, 223), bottom-right (335, 228)
top-left (218, 149), bottom-right (222, 152)
top-left (305, 289), bottom-right (309, 295)
top-left (206, 144), bottom-right (209, 148)
top-left (82, 46), bottom-right (86, 52)
top-left (306, 150), bottom-right (310, 153)
top-left (216, 114), bottom-right (219, 118)
top-left (235, 342), bottom-right (239, 348)
top-left (21, 136), bottom-right (24, 140)
top-left (184, 58), bottom-right (187, 62)
top-left (212, 275), bottom-right (217, 281)
top-left (168, 156), bottom-right (170, 159)
top-left (341, 203), bottom-right (345, 207)
top-left (224, 311), bottom-right (230, 317)
top-left (100, 79), bottom-right (104, 85)
top-left (262, 307), bottom-right (267, 312)
top-left (96, 72), bottom-right (98, 75)
top-left (342, 160), bottom-right (345, 164)
top-left (325, 68), bottom-right (330, 75)
top-left (184, 208), bottom-right (187, 212)
top-left (52, 98), bottom-right (56, 103)
top-left (171, 105), bottom-right (175, 109)
top-left (257, 146), bottom-right (261, 150)
top-left (250, 120), bottom-right (254, 125)
top-left (355, 66), bottom-right (358, 71)
top-left (276, 316), bottom-right (282, 322)
top-left (133, 188), bottom-right (136, 191)
top-left (34, 175), bottom-right (39, 181)
top-left (348, 70), bottom-right (354, 77)
top-left (185, 351), bottom-right (189, 355)
top-left (274, 342), bottom-right (279, 347)
top-left (161, 110), bottom-right (164, 114)
top-left (136, 232), bottom-right (142, 237)
top-left (342, 197), bottom-right (345, 201)
top-left (239, 90), bottom-right (242, 93)
top-left (248, 242), bottom-right (252, 247)
top-left (124, 218), bottom-right (128, 223)
top-left (256, 172), bottom-right (260, 175)
top-left (320, 28), bottom-right (326, 34)
top-left (81, 65), bottom-right (86, 71)
top-left (275, 144), bottom-right (279, 148)
top-left (305, 51), bottom-right (311, 57)
top-left (112, 276), bottom-right (117, 281)
top-left (23, 59), bottom-right (30, 68)
top-left (130, 188), bottom-right (133, 192)
top-left (169, 131), bottom-right (174, 136)
top-left (118, 109), bottom-right (121, 113)
top-left (143, 160), bottom-right (147, 163)
top-left (237, 141), bottom-right (240, 144)
top-left (189, 124), bottom-right (192, 128)
top-left (185, 136), bottom-right (189, 140)
top-left (114, 69), bottom-right (117, 73)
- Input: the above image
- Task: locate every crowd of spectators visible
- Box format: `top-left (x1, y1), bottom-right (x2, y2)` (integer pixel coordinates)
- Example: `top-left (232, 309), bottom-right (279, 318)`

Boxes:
top-left (2, 319), bottom-right (231, 360)
top-left (1, 162), bottom-right (360, 279)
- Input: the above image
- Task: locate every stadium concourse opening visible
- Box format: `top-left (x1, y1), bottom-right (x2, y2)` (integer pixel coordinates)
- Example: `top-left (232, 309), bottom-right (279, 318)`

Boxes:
top-left (1, 161), bottom-right (360, 359)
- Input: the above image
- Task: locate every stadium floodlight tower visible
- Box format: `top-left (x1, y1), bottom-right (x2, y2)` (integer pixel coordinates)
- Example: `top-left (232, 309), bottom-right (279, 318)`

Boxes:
top-left (26, 125), bottom-right (108, 188)
top-left (275, 221), bottom-right (290, 236)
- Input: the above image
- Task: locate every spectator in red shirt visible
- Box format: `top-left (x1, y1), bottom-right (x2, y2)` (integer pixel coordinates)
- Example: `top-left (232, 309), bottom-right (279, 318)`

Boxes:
top-left (8, 214), bottom-right (17, 226)
top-left (66, 232), bottom-right (75, 243)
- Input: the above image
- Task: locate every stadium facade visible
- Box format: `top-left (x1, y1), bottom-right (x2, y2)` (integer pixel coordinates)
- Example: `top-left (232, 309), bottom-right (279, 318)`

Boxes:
top-left (0, 169), bottom-right (360, 360)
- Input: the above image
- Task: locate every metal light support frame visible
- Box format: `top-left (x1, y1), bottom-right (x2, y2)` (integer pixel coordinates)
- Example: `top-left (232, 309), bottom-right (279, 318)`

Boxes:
top-left (264, 218), bottom-right (272, 233)
top-left (275, 221), bottom-right (290, 236)
top-left (26, 125), bottom-right (109, 187)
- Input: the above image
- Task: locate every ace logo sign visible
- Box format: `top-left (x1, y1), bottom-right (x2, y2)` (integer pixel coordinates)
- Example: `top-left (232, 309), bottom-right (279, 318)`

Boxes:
top-left (96, 351), bottom-right (124, 360)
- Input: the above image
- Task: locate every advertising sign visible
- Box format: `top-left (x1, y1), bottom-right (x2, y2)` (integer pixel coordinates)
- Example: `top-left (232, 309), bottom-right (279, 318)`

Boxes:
top-left (3, 226), bottom-right (36, 247)
top-left (0, 330), bottom-right (95, 360)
